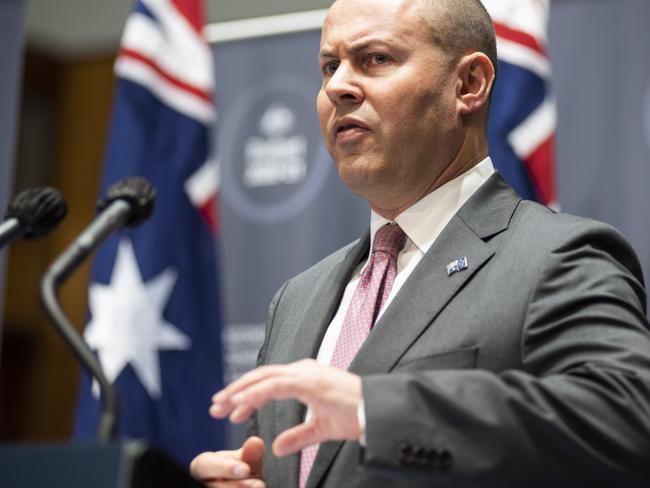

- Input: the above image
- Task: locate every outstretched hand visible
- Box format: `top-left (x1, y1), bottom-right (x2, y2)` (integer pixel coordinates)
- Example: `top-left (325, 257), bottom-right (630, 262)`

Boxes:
top-left (210, 359), bottom-right (363, 456)
top-left (190, 436), bottom-right (265, 488)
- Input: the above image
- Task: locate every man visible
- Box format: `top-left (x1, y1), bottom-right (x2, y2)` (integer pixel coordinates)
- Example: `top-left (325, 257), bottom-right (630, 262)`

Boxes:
top-left (191, 0), bottom-right (650, 486)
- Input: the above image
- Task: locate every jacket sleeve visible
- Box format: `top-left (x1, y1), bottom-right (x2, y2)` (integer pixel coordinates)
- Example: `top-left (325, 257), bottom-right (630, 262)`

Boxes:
top-left (361, 222), bottom-right (650, 486)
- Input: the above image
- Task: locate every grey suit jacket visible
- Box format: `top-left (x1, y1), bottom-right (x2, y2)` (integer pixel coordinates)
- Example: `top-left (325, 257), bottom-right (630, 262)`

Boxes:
top-left (252, 173), bottom-right (650, 487)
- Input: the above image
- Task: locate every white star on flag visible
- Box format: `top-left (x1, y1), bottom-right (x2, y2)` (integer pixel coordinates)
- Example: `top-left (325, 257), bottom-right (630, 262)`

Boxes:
top-left (85, 238), bottom-right (191, 398)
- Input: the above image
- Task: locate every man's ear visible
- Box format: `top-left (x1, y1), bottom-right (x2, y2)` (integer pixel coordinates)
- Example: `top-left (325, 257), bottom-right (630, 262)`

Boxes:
top-left (456, 52), bottom-right (495, 115)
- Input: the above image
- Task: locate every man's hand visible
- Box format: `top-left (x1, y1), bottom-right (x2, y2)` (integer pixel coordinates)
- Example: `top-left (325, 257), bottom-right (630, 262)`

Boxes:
top-left (189, 436), bottom-right (266, 488)
top-left (210, 359), bottom-right (363, 456)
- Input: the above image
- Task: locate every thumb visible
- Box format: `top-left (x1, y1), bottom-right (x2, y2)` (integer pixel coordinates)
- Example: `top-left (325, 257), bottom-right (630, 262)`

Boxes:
top-left (241, 436), bottom-right (265, 477)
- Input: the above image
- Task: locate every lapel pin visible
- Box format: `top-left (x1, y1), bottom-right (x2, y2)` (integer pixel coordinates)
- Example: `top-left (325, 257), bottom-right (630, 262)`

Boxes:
top-left (447, 257), bottom-right (468, 277)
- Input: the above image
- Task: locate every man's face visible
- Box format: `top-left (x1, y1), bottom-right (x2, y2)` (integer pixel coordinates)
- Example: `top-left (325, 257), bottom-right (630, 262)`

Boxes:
top-left (317, 0), bottom-right (463, 213)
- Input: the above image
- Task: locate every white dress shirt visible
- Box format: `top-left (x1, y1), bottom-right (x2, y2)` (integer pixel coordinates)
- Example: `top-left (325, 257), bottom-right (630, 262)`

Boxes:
top-left (316, 157), bottom-right (495, 366)
top-left (305, 157), bottom-right (495, 435)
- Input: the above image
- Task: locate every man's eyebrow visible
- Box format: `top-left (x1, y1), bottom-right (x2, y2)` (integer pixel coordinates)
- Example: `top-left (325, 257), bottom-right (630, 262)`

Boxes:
top-left (348, 38), bottom-right (396, 52)
top-left (318, 49), bottom-right (337, 59)
top-left (319, 37), bottom-right (398, 59)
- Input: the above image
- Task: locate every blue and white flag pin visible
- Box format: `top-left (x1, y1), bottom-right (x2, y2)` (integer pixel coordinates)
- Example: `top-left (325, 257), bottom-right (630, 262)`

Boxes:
top-left (447, 257), bottom-right (468, 277)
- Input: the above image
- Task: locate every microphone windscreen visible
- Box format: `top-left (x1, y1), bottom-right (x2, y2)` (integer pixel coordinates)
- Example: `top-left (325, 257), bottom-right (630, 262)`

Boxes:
top-left (97, 176), bottom-right (156, 226)
top-left (5, 187), bottom-right (68, 239)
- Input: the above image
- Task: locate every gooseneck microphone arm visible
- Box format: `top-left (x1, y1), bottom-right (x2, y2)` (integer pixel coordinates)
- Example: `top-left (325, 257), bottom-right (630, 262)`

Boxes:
top-left (40, 201), bottom-right (131, 442)
top-left (40, 177), bottom-right (156, 443)
top-left (0, 218), bottom-right (22, 248)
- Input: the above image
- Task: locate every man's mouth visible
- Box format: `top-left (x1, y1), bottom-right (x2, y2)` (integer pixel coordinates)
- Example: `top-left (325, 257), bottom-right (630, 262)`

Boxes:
top-left (337, 123), bottom-right (364, 134)
top-left (333, 119), bottom-right (370, 143)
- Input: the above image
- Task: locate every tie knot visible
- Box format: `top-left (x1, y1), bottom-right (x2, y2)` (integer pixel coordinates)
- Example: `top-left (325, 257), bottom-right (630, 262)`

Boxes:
top-left (372, 223), bottom-right (406, 259)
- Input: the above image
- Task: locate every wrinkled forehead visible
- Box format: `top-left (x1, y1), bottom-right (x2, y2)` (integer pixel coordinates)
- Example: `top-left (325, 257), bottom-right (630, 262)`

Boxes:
top-left (320, 0), bottom-right (426, 51)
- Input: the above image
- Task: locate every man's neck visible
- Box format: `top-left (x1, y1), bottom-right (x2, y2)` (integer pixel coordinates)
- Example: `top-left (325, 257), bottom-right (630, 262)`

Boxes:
top-left (371, 149), bottom-right (489, 220)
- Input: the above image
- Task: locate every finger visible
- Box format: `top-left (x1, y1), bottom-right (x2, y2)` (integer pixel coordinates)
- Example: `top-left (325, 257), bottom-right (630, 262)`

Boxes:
top-left (212, 365), bottom-right (293, 404)
top-left (272, 422), bottom-right (321, 457)
top-left (228, 404), bottom-right (258, 423)
top-left (189, 451), bottom-right (250, 480)
top-left (213, 360), bottom-right (319, 405)
top-left (203, 479), bottom-right (266, 488)
top-left (240, 436), bottom-right (265, 477)
top-left (210, 399), bottom-right (246, 419)
top-left (211, 369), bottom-right (284, 417)
top-left (230, 376), bottom-right (314, 414)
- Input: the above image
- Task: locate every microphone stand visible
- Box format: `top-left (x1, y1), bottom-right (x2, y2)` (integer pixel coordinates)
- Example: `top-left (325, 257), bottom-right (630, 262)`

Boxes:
top-left (40, 199), bottom-right (131, 442)
top-left (14, 179), bottom-right (202, 487)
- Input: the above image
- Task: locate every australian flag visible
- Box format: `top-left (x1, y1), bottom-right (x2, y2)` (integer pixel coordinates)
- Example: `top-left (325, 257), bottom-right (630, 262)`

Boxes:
top-left (483, 0), bottom-right (557, 207)
top-left (74, 0), bottom-right (224, 466)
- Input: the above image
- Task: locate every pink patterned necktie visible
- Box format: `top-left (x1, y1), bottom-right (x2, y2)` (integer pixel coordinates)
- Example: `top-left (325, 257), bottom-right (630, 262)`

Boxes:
top-left (299, 223), bottom-right (407, 488)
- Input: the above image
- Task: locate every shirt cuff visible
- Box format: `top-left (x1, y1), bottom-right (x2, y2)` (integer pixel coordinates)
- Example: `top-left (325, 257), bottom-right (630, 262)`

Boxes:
top-left (357, 400), bottom-right (367, 447)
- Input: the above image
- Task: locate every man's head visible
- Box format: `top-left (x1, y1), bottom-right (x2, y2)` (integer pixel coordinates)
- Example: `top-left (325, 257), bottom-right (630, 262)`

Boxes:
top-left (317, 0), bottom-right (496, 219)
top-left (416, 0), bottom-right (498, 84)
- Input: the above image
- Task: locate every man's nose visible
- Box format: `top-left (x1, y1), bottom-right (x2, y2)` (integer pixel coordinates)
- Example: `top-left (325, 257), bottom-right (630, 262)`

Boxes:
top-left (325, 64), bottom-right (363, 106)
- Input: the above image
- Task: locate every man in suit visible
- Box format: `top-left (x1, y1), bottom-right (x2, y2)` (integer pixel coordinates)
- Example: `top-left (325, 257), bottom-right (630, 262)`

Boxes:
top-left (190, 0), bottom-right (650, 486)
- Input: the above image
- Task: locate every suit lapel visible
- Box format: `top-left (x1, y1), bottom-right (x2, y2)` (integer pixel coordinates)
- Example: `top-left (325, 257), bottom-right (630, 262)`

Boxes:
top-left (352, 218), bottom-right (493, 374)
top-left (306, 172), bottom-right (521, 488)
top-left (354, 172), bottom-right (521, 377)
top-left (273, 232), bottom-right (370, 488)
top-left (283, 231), bottom-right (370, 364)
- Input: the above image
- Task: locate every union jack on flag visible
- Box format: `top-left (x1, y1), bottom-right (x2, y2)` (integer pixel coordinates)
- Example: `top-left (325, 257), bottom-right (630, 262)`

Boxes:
top-left (483, 0), bottom-right (557, 208)
top-left (74, 0), bottom-right (225, 466)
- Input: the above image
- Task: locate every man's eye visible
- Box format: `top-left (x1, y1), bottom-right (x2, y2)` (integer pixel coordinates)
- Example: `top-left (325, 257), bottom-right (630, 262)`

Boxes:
top-left (322, 61), bottom-right (339, 75)
top-left (369, 54), bottom-right (390, 65)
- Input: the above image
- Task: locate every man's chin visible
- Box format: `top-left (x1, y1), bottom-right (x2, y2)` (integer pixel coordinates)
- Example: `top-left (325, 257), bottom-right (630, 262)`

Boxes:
top-left (337, 164), bottom-right (394, 198)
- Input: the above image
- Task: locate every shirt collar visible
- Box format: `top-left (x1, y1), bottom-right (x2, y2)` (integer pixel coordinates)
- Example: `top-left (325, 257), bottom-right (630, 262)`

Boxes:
top-left (369, 157), bottom-right (495, 254)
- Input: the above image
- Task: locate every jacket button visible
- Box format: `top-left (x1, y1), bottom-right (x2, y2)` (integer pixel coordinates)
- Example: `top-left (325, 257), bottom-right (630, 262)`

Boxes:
top-left (427, 448), bottom-right (438, 466)
top-left (413, 446), bottom-right (428, 466)
top-left (438, 449), bottom-right (453, 470)
top-left (397, 443), bottom-right (413, 464)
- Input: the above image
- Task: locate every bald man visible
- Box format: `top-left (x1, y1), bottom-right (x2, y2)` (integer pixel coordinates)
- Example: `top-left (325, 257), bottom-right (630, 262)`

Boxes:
top-left (191, 0), bottom-right (650, 486)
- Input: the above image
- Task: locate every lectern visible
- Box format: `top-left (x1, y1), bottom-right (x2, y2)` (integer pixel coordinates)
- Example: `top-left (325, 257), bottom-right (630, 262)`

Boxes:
top-left (0, 441), bottom-right (203, 488)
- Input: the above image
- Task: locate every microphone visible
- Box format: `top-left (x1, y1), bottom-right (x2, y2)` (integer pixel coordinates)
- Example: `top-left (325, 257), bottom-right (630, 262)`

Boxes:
top-left (0, 187), bottom-right (68, 248)
top-left (40, 177), bottom-right (156, 443)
